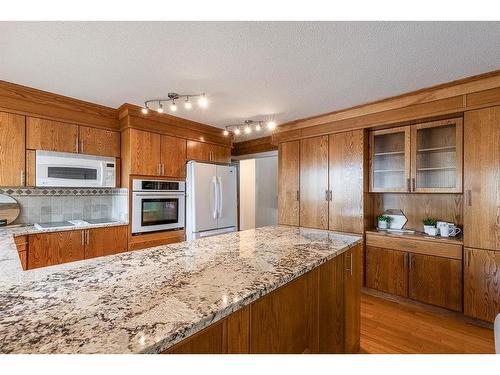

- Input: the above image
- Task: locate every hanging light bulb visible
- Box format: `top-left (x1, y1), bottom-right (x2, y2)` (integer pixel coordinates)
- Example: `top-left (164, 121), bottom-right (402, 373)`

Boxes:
top-left (141, 107), bottom-right (148, 114)
top-left (157, 103), bottom-right (164, 113)
top-left (255, 123), bottom-right (261, 131)
top-left (198, 94), bottom-right (208, 108)
top-left (244, 126), bottom-right (252, 134)
top-left (267, 120), bottom-right (276, 130)
top-left (234, 128), bottom-right (241, 135)
top-left (184, 97), bottom-right (192, 110)
top-left (170, 101), bottom-right (177, 112)
top-left (223, 129), bottom-right (229, 136)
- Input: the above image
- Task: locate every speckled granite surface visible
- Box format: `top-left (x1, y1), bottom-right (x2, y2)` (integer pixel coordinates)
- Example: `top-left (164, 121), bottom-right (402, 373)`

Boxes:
top-left (0, 225), bottom-right (361, 353)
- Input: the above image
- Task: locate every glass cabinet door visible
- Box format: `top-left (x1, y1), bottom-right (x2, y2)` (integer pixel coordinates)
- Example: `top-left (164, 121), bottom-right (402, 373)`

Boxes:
top-left (370, 127), bottom-right (411, 192)
top-left (411, 118), bottom-right (463, 193)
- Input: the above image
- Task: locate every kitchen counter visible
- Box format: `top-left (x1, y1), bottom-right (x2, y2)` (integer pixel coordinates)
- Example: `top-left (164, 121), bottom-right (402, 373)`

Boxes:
top-left (0, 225), bottom-right (361, 353)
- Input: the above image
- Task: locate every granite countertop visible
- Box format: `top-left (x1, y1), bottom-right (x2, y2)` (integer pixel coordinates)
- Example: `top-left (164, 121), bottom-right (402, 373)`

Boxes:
top-left (0, 225), bottom-right (361, 354)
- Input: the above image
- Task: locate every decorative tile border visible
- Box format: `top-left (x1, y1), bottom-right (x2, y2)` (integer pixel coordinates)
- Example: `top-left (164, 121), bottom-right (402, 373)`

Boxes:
top-left (0, 187), bottom-right (128, 197)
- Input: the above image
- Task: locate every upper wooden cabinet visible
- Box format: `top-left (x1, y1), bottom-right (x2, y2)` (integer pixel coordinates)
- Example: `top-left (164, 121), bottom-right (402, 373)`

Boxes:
top-left (27, 117), bottom-right (78, 153)
top-left (0, 112), bottom-right (26, 186)
top-left (187, 140), bottom-right (231, 163)
top-left (464, 106), bottom-right (500, 251)
top-left (127, 128), bottom-right (161, 176)
top-left (369, 118), bottom-right (463, 193)
top-left (278, 141), bottom-right (300, 226)
top-left (79, 126), bottom-right (120, 157)
top-left (160, 135), bottom-right (187, 178)
top-left (299, 136), bottom-right (329, 230)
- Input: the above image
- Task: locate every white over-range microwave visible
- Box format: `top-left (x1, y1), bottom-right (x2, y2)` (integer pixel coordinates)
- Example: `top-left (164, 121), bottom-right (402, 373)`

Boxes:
top-left (35, 150), bottom-right (116, 188)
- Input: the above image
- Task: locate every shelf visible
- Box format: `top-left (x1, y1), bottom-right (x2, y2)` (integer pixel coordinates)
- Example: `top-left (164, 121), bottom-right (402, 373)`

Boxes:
top-left (365, 229), bottom-right (464, 246)
top-left (417, 146), bottom-right (456, 153)
top-left (417, 166), bottom-right (456, 171)
top-left (373, 169), bottom-right (405, 173)
top-left (374, 151), bottom-right (405, 156)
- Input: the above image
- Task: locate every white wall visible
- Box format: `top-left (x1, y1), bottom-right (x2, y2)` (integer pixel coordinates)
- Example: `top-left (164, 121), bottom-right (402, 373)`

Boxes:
top-left (239, 159), bottom-right (255, 230)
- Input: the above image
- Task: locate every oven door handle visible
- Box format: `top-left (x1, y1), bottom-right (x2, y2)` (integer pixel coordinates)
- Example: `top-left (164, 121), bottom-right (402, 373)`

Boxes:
top-left (132, 193), bottom-right (184, 197)
top-left (212, 176), bottom-right (218, 219)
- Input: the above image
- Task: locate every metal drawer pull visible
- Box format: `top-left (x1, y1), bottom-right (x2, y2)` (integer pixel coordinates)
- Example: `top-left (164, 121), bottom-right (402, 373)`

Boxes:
top-left (325, 190), bottom-right (329, 201)
top-left (346, 254), bottom-right (353, 275)
top-left (20, 170), bottom-right (25, 185)
top-left (412, 178), bottom-right (416, 191)
top-left (466, 190), bottom-right (472, 207)
top-left (407, 178), bottom-right (411, 192)
top-left (296, 190), bottom-right (300, 201)
top-left (81, 231), bottom-right (85, 245)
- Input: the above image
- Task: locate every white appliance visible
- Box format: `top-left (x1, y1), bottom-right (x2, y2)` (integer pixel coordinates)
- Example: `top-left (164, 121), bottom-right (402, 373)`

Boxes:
top-left (36, 150), bottom-right (116, 188)
top-left (186, 161), bottom-right (237, 240)
top-left (132, 179), bottom-right (185, 234)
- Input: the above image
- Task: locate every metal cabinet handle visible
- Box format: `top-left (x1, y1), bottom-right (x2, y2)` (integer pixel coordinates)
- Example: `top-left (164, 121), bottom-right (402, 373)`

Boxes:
top-left (86, 230), bottom-right (90, 245)
top-left (412, 178), bottom-right (416, 192)
top-left (329, 190), bottom-right (333, 201)
top-left (325, 190), bottom-right (329, 201)
top-left (76, 138), bottom-right (79, 153)
top-left (296, 190), bottom-right (300, 201)
top-left (81, 139), bottom-right (84, 153)
top-left (81, 231), bottom-right (85, 245)
top-left (20, 170), bottom-right (25, 186)
top-left (407, 178), bottom-right (411, 192)
top-left (466, 190), bottom-right (472, 207)
top-left (409, 254), bottom-right (413, 269)
top-left (346, 253), bottom-right (353, 275)
top-left (404, 253), bottom-right (408, 269)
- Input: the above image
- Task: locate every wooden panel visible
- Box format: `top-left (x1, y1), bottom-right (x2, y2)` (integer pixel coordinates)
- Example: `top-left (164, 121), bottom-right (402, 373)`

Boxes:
top-left (299, 136), bottom-right (329, 229)
top-left (318, 253), bottom-right (344, 353)
top-left (164, 320), bottom-right (225, 354)
top-left (186, 140), bottom-right (212, 162)
top-left (0, 111), bottom-right (25, 186)
top-left (278, 141), bottom-right (300, 226)
top-left (466, 87), bottom-right (500, 109)
top-left (344, 244), bottom-right (362, 353)
top-left (250, 268), bottom-right (319, 353)
top-left (26, 117), bottom-right (78, 153)
top-left (225, 305), bottom-right (250, 354)
top-left (127, 229), bottom-right (185, 251)
top-left (365, 232), bottom-right (463, 260)
top-left (329, 130), bottom-right (365, 234)
top-left (79, 126), bottom-right (120, 157)
top-left (18, 251), bottom-right (27, 270)
top-left (464, 106), bottom-right (500, 251)
top-left (371, 193), bottom-right (463, 232)
top-left (28, 230), bottom-right (85, 269)
top-left (232, 136), bottom-right (277, 156)
top-left (408, 253), bottom-right (462, 311)
top-left (26, 150), bottom-right (35, 187)
top-left (128, 128), bottom-right (161, 176)
top-left (366, 246), bottom-right (408, 297)
top-left (14, 235), bottom-right (28, 252)
top-left (160, 135), bottom-right (187, 178)
top-left (85, 226), bottom-right (128, 259)
top-left (212, 144), bottom-right (231, 163)
top-left (0, 80), bottom-right (119, 130)
top-left (464, 247), bottom-right (500, 323)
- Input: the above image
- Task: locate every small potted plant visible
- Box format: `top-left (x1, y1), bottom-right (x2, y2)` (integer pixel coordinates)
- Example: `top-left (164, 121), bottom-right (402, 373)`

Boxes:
top-left (377, 215), bottom-right (392, 229)
top-left (423, 217), bottom-right (437, 235)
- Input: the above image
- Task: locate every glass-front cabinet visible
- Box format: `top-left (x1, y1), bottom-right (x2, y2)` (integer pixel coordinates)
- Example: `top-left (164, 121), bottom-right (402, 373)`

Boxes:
top-left (370, 118), bottom-right (463, 193)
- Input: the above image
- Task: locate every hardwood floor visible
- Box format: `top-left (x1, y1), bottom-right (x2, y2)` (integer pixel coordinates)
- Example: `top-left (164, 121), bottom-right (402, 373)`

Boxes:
top-left (360, 290), bottom-right (495, 354)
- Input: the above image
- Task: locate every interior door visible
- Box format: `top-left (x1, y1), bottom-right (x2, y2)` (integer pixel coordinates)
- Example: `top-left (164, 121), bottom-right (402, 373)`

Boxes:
top-left (191, 162), bottom-right (218, 232)
top-left (216, 165), bottom-right (237, 229)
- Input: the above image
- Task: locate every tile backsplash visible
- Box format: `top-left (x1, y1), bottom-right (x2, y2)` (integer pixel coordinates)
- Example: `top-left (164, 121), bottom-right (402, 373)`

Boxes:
top-left (1, 188), bottom-right (128, 225)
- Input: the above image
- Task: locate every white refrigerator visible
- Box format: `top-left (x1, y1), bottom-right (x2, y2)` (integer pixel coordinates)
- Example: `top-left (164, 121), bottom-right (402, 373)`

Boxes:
top-left (186, 161), bottom-right (238, 240)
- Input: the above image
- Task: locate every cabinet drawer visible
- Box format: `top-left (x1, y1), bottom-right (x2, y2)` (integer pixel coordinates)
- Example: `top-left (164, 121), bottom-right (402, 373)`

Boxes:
top-left (366, 232), bottom-right (462, 260)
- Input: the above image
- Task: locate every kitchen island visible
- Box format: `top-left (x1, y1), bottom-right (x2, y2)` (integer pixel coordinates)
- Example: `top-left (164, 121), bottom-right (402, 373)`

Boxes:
top-left (0, 225), bottom-right (362, 354)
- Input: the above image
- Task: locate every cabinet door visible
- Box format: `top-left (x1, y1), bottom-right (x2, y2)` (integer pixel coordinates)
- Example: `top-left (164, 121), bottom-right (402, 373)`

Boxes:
top-left (26, 117), bottom-right (78, 153)
top-left (411, 118), bottom-right (463, 193)
top-left (408, 253), bottom-right (462, 311)
top-left (129, 129), bottom-right (161, 176)
top-left (365, 246), bottom-right (408, 297)
top-left (299, 136), bottom-right (329, 229)
top-left (28, 230), bottom-right (85, 269)
top-left (160, 135), bottom-right (187, 178)
top-left (278, 141), bottom-right (300, 226)
top-left (186, 140), bottom-right (212, 162)
top-left (464, 107), bottom-right (500, 251)
top-left (79, 126), bottom-right (120, 157)
top-left (0, 112), bottom-right (25, 186)
top-left (344, 244), bottom-right (361, 354)
top-left (85, 226), bottom-right (128, 259)
top-left (329, 130), bottom-right (365, 234)
top-left (370, 126), bottom-right (411, 192)
top-left (212, 145), bottom-right (231, 163)
top-left (464, 247), bottom-right (500, 323)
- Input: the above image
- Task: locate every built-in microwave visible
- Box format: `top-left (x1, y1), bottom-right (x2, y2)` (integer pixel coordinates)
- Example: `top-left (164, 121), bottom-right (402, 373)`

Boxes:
top-left (35, 150), bottom-right (116, 188)
top-left (132, 179), bottom-right (185, 234)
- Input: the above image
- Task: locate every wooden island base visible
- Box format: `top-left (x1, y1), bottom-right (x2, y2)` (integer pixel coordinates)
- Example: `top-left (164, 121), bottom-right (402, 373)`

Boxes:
top-left (164, 244), bottom-right (361, 354)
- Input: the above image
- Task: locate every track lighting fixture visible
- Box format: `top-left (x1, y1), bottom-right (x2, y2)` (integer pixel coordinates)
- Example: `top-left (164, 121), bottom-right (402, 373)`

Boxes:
top-left (170, 101), bottom-right (177, 112)
top-left (223, 119), bottom-right (278, 137)
top-left (157, 103), bottom-right (164, 113)
top-left (143, 92), bottom-right (207, 114)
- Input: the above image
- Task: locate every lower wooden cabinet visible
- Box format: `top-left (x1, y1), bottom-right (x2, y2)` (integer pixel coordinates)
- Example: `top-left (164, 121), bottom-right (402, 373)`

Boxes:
top-left (464, 247), bottom-right (500, 323)
top-left (366, 246), bottom-right (408, 297)
top-left (84, 226), bottom-right (128, 259)
top-left (164, 245), bottom-right (362, 354)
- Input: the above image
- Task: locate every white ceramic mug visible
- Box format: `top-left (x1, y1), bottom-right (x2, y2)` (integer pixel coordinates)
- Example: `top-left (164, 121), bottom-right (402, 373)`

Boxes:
top-left (436, 221), bottom-right (448, 236)
top-left (448, 224), bottom-right (461, 237)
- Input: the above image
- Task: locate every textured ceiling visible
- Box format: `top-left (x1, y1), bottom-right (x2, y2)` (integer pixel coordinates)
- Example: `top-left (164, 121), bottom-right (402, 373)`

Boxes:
top-left (1, 21), bottom-right (500, 141)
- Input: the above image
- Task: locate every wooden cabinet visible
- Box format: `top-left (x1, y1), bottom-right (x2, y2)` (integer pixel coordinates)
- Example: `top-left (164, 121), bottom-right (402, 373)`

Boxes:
top-left (408, 253), bottom-right (462, 312)
top-left (464, 247), bottom-right (500, 323)
top-left (212, 144), bottom-right (231, 163)
top-left (0, 112), bottom-right (26, 186)
top-left (186, 140), bottom-right (230, 163)
top-left (128, 128), bottom-right (161, 176)
top-left (344, 244), bottom-right (361, 353)
top-left (84, 226), bottom-right (128, 259)
top-left (278, 141), bottom-right (300, 226)
top-left (79, 126), bottom-right (120, 157)
top-left (299, 136), bottom-right (329, 229)
top-left (28, 230), bottom-right (85, 269)
top-left (464, 107), bottom-right (500, 251)
top-left (329, 130), bottom-right (366, 234)
top-left (370, 118), bottom-right (462, 193)
top-left (366, 246), bottom-right (408, 297)
top-left (160, 135), bottom-right (187, 178)
top-left (27, 117), bottom-right (79, 153)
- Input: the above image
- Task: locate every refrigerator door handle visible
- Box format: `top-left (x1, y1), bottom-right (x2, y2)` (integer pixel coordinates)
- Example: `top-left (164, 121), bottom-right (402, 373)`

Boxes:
top-left (217, 176), bottom-right (223, 219)
top-left (212, 176), bottom-right (218, 219)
